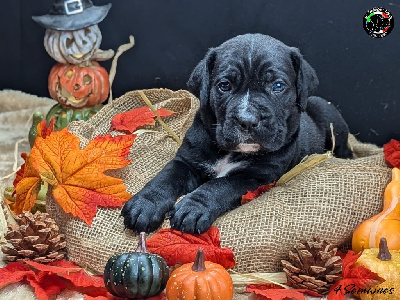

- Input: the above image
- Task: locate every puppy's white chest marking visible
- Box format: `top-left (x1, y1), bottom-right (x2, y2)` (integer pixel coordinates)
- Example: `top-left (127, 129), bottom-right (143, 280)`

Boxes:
top-left (212, 154), bottom-right (243, 178)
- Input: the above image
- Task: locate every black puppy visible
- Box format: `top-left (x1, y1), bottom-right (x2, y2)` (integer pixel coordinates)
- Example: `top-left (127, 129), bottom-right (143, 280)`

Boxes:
top-left (122, 33), bottom-right (353, 234)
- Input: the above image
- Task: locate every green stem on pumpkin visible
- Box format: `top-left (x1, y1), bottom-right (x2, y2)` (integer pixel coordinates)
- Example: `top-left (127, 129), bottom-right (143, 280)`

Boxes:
top-left (136, 232), bottom-right (149, 253)
top-left (192, 249), bottom-right (206, 272)
top-left (377, 237), bottom-right (391, 261)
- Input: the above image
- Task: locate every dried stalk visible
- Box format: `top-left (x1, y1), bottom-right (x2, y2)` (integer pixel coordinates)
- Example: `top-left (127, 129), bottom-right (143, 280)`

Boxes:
top-left (230, 270), bottom-right (289, 289)
top-left (108, 35), bottom-right (135, 104)
top-left (138, 91), bottom-right (182, 146)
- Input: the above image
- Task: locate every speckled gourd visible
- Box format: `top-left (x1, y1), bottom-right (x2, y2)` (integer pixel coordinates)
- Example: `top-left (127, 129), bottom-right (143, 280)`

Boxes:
top-left (103, 232), bottom-right (169, 298)
top-left (166, 248), bottom-right (234, 300)
top-left (355, 237), bottom-right (400, 299)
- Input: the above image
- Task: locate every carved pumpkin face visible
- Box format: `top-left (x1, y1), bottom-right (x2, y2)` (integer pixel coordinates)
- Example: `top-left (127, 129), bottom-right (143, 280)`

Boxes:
top-left (48, 62), bottom-right (109, 108)
top-left (44, 25), bottom-right (102, 64)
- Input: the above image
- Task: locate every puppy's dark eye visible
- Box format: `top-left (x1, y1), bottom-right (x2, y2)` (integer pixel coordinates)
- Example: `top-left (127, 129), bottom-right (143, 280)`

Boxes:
top-left (272, 81), bottom-right (285, 93)
top-left (217, 81), bottom-right (232, 92)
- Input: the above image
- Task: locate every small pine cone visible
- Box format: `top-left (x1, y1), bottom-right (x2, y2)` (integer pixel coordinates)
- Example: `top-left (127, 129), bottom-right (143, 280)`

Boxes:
top-left (1, 211), bottom-right (67, 263)
top-left (281, 237), bottom-right (342, 295)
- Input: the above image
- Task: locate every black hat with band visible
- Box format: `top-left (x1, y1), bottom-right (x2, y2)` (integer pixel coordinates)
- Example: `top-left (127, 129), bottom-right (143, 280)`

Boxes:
top-left (32, 0), bottom-right (111, 31)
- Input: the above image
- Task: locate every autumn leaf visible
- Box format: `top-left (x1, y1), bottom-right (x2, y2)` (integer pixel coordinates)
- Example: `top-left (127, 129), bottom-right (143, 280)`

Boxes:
top-left (327, 251), bottom-right (385, 300)
top-left (241, 181), bottom-right (276, 204)
top-left (37, 118), bottom-right (55, 139)
top-left (26, 260), bottom-right (105, 291)
top-left (146, 226), bottom-right (235, 269)
top-left (23, 129), bottom-right (135, 225)
top-left (110, 106), bottom-right (177, 133)
top-left (35, 273), bottom-right (68, 299)
top-left (13, 153), bottom-right (28, 190)
top-left (0, 260), bottom-right (120, 300)
top-left (246, 284), bottom-right (323, 300)
top-left (0, 262), bottom-right (36, 288)
top-left (14, 153), bottom-right (41, 214)
top-left (383, 139), bottom-right (400, 168)
top-left (12, 119), bottom-right (56, 208)
top-left (13, 119), bottom-right (54, 190)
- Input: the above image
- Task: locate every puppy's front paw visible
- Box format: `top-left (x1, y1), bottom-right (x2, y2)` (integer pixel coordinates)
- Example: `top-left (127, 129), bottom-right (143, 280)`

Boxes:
top-left (121, 195), bottom-right (170, 233)
top-left (169, 197), bottom-right (216, 234)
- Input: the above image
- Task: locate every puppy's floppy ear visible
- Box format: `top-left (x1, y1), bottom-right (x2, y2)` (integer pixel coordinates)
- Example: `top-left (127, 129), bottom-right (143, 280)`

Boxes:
top-left (187, 48), bottom-right (216, 106)
top-left (291, 48), bottom-right (319, 111)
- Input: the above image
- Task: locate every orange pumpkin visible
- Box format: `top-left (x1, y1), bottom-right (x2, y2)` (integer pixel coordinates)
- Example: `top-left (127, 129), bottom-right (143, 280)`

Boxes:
top-left (166, 249), bottom-right (234, 300)
top-left (352, 167), bottom-right (400, 253)
top-left (48, 61), bottom-right (109, 108)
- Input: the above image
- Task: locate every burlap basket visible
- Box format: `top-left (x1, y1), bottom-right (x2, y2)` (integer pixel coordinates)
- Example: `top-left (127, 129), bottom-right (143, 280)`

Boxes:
top-left (46, 88), bottom-right (391, 274)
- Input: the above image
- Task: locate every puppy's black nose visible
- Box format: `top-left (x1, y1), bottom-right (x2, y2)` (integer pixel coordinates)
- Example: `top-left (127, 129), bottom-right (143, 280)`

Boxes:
top-left (236, 114), bottom-right (259, 130)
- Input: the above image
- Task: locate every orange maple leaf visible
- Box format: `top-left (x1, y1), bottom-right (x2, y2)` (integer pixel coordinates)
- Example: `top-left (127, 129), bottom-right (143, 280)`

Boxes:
top-left (14, 128), bottom-right (135, 225)
top-left (110, 106), bottom-right (177, 133)
top-left (14, 153), bottom-right (41, 213)
top-left (13, 119), bottom-right (55, 200)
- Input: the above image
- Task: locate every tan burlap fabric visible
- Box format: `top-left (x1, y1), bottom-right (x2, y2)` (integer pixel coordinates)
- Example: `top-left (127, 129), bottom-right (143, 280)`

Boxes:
top-left (46, 89), bottom-right (391, 275)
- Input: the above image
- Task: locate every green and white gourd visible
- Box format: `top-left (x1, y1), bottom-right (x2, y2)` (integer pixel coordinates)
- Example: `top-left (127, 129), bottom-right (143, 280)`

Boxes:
top-left (104, 232), bottom-right (170, 299)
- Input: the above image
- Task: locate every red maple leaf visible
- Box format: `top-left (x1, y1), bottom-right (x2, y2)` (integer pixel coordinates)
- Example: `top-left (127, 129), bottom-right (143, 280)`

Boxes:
top-left (241, 181), bottom-right (276, 204)
top-left (247, 284), bottom-right (323, 300)
top-left (327, 251), bottom-right (385, 300)
top-left (37, 118), bottom-right (55, 139)
top-left (25, 260), bottom-right (104, 288)
top-left (0, 260), bottom-right (122, 300)
top-left (12, 152), bottom-right (29, 190)
top-left (146, 226), bottom-right (236, 269)
top-left (383, 139), bottom-right (400, 167)
top-left (0, 262), bottom-right (36, 288)
top-left (110, 106), bottom-right (177, 133)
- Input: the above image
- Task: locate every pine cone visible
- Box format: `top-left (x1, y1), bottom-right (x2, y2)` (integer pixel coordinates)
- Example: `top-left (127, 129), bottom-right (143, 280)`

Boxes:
top-left (1, 211), bottom-right (67, 263)
top-left (281, 237), bottom-right (342, 294)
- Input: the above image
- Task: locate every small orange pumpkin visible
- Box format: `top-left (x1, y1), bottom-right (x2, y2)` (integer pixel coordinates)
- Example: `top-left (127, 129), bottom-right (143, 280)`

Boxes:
top-left (352, 167), bottom-right (400, 253)
top-left (48, 61), bottom-right (109, 108)
top-left (166, 249), bottom-right (234, 300)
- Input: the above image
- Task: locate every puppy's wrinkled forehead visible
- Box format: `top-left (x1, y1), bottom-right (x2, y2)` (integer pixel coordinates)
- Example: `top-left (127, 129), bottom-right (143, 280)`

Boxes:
top-left (213, 34), bottom-right (296, 81)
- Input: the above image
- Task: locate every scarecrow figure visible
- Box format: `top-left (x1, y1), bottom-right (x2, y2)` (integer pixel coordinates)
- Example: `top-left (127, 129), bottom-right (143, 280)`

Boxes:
top-left (33, 0), bottom-right (114, 65)
top-left (31, 0), bottom-right (114, 136)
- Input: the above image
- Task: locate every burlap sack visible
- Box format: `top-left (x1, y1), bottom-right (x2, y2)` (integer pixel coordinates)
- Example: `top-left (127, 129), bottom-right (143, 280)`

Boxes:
top-left (46, 89), bottom-right (391, 274)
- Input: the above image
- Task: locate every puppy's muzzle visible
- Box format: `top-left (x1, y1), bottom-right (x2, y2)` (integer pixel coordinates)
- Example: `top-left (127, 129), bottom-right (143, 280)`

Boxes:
top-left (236, 143), bottom-right (261, 153)
top-left (235, 112), bottom-right (260, 130)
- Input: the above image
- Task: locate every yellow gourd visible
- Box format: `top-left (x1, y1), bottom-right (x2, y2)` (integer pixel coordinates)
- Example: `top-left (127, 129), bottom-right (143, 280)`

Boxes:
top-left (355, 238), bottom-right (400, 300)
top-left (352, 167), bottom-right (400, 253)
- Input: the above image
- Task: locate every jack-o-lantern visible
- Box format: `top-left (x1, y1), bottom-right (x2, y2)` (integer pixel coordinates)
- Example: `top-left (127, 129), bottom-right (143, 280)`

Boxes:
top-left (44, 25), bottom-right (102, 64)
top-left (48, 61), bottom-right (110, 108)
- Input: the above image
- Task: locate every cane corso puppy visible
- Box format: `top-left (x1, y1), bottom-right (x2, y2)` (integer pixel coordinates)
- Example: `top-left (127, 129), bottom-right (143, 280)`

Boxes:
top-left (122, 33), bottom-right (353, 234)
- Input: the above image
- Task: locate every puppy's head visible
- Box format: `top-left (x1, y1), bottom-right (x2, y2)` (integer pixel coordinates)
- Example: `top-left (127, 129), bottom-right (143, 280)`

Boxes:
top-left (187, 33), bottom-right (319, 153)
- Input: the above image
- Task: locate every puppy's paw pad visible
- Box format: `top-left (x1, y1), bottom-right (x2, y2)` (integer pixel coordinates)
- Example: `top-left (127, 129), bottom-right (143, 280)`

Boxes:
top-left (170, 199), bottom-right (214, 234)
top-left (122, 196), bottom-right (167, 233)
